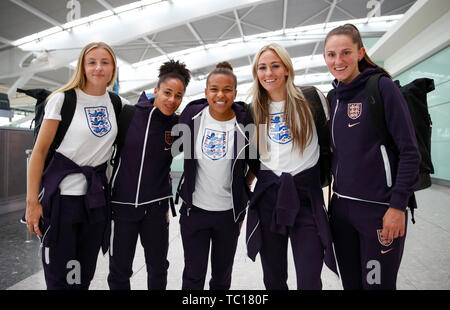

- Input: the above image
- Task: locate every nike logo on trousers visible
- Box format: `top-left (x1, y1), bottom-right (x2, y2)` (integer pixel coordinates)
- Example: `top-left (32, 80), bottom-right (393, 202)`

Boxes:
top-left (381, 248), bottom-right (394, 254)
top-left (348, 122), bottom-right (360, 128)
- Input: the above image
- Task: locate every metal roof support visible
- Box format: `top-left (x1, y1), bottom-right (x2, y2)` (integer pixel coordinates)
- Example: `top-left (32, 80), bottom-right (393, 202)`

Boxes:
top-left (186, 22), bottom-right (205, 46)
top-left (233, 9), bottom-right (245, 40)
top-left (142, 36), bottom-right (168, 58)
top-left (305, 0), bottom-right (337, 76)
top-left (96, 0), bottom-right (116, 14)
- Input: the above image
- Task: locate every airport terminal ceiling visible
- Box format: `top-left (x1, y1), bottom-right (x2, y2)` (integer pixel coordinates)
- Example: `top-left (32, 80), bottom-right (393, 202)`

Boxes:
top-left (0, 0), bottom-right (417, 123)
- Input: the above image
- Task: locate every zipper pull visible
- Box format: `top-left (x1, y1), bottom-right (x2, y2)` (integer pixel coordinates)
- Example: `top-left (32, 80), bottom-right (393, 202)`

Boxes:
top-left (187, 207), bottom-right (191, 217)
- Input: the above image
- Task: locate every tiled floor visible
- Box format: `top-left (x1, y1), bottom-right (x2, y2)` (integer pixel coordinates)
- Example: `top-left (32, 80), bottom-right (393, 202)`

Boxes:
top-left (2, 184), bottom-right (450, 290)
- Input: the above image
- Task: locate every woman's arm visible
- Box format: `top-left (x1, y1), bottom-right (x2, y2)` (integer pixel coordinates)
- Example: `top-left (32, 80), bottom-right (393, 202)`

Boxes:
top-left (26, 119), bottom-right (59, 236)
top-left (379, 77), bottom-right (421, 240)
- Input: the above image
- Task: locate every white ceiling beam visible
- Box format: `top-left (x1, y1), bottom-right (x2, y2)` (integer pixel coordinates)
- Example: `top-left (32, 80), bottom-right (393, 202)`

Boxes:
top-left (0, 36), bottom-right (13, 46)
top-left (96, 0), bottom-right (116, 14)
top-left (327, 0), bottom-right (357, 19)
top-left (9, 0), bottom-right (63, 29)
top-left (139, 45), bottom-right (151, 62)
top-left (385, 1), bottom-right (414, 15)
top-left (1, 0), bottom-right (275, 78)
top-left (186, 22), bottom-right (205, 46)
top-left (296, 6), bottom-right (330, 27)
top-left (305, 0), bottom-right (337, 76)
top-left (142, 36), bottom-right (168, 58)
top-left (125, 18), bottom-right (393, 95)
top-left (233, 10), bottom-right (245, 39)
top-left (218, 13), bottom-right (270, 33)
top-left (324, 0), bottom-right (338, 28)
top-left (216, 23), bottom-right (237, 42)
top-left (282, 0), bottom-right (288, 33)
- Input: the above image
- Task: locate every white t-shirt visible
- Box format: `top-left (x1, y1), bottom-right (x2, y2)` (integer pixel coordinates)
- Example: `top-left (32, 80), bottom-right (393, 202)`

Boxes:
top-left (44, 88), bottom-right (129, 195)
top-left (260, 89), bottom-right (329, 176)
top-left (192, 107), bottom-right (237, 211)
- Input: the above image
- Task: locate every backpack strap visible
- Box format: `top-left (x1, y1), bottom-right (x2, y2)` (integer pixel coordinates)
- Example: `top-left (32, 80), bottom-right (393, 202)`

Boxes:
top-left (52, 89), bottom-right (77, 149)
top-left (326, 88), bottom-right (336, 107)
top-left (300, 86), bottom-right (332, 188)
top-left (111, 104), bottom-right (136, 168)
top-left (365, 73), bottom-right (396, 152)
top-left (108, 91), bottom-right (122, 120)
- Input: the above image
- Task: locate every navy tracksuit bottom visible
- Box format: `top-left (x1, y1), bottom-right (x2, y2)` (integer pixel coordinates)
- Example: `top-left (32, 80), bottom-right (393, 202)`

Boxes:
top-left (41, 195), bottom-right (106, 290)
top-left (257, 189), bottom-right (324, 290)
top-left (329, 195), bottom-right (407, 290)
top-left (107, 200), bottom-right (170, 290)
top-left (179, 203), bottom-right (240, 290)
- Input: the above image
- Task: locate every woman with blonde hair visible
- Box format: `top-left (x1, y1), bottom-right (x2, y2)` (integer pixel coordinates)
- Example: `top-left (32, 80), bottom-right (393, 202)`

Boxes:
top-left (25, 41), bottom-right (128, 289)
top-left (245, 43), bottom-right (338, 290)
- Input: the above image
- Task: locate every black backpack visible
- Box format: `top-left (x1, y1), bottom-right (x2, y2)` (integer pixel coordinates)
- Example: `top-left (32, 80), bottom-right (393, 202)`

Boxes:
top-left (110, 104), bottom-right (136, 175)
top-left (300, 86), bottom-right (332, 189)
top-left (327, 74), bottom-right (435, 191)
top-left (327, 75), bottom-right (435, 223)
top-left (17, 88), bottom-right (122, 169)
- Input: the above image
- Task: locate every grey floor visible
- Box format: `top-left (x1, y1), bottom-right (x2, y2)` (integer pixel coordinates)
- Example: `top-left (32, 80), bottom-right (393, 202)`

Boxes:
top-left (1, 184), bottom-right (449, 290)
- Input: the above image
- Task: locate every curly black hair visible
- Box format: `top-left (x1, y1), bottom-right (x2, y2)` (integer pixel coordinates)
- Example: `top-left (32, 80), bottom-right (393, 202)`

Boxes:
top-left (158, 59), bottom-right (191, 89)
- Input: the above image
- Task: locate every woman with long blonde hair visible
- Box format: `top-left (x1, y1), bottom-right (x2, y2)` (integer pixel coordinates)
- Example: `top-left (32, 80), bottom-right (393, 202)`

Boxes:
top-left (25, 42), bottom-right (128, 289)
top-left (245, 43), bottom-right (338, 290)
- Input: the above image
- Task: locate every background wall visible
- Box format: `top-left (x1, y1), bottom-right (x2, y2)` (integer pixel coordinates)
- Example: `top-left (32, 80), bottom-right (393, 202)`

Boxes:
top-left (394, 46), bottom-right (450, 182)
top-left (0, 128), bottom-right (33, 209)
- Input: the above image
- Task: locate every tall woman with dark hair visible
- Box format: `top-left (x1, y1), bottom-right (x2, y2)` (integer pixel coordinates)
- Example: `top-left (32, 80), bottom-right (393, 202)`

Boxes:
top-left (323, 24), bottom-right (420, 289)
top-left (107, 60), bottom-right (190, 290)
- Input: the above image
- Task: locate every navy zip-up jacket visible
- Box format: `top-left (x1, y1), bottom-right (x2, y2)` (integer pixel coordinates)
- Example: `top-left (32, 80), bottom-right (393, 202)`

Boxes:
top-left (175, 98), bottom-right (250, 223)
top-left (330, 67), bottom-right (420, 211)
top-left (40, 152), bottom-right (110, 254)
top-left (110, 92), bottom-right (178, 220)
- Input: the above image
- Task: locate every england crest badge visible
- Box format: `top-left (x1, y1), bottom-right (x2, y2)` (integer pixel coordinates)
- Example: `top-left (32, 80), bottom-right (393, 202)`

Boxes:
top-left (84, 106), bottom-right (111, 137)
top-left (347, 102), bottom-right (362, 120)
top-left (201, 128), bottom-right (228, 160)
top-left (165, 131), bottom-right (174, 145)
top-left (268, 113), bottom-right (292, 144)
top-left (377, 229), bottom-right (393, 247)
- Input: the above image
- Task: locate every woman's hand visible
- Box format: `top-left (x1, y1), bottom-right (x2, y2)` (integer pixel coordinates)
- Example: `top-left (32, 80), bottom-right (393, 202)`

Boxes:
top-left (25, 199), bottom-right (43, 237)
top-left (382, 207), bottom-right (406, 241)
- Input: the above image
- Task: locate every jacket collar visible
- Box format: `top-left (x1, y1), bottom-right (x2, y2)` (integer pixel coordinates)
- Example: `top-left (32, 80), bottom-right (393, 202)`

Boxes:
top-left (333, 67), bottom-right (383, 100)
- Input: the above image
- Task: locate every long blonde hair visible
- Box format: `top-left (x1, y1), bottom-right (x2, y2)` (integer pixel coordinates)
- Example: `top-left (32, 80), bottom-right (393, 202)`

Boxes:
top-left (250, 43), bottom-right (314, 155)
top-left (50, 42), bottom-right (118, 97)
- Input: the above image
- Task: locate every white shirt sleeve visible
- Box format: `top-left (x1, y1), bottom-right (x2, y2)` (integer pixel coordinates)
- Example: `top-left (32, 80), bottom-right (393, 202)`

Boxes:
top-left (44, 92), bottom-right (65, 121)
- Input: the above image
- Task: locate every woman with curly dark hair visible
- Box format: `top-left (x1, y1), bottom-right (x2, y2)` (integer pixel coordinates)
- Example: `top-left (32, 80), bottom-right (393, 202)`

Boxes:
top-left (107, 59), bottom-right (191, 290)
